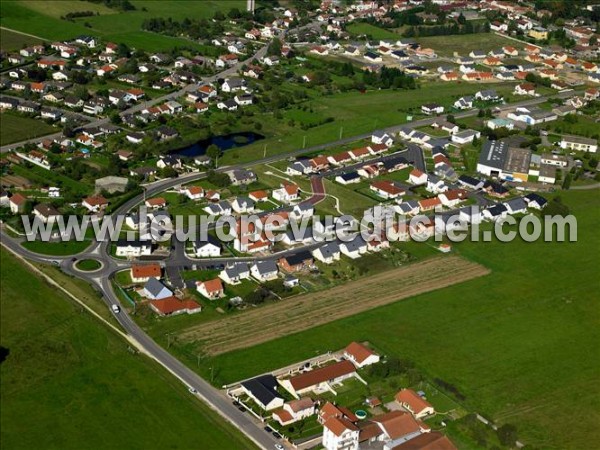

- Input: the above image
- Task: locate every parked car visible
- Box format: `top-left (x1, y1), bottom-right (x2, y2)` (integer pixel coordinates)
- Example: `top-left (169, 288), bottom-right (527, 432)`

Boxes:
top-left (111, 304), bottom-right (121, 314)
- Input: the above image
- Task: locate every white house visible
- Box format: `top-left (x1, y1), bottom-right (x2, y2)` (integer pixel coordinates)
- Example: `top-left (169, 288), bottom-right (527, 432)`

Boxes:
top-left (250, 260), bottom-right (279, 282)
top-left (560, 135), bottom-right (597, 153)
top-left (312, 242), bottom-right (341, 265)
top-left (272, 184), bottom-right (299, 203)
top-left (322, 417), bottom-right (359, 450)
top-left (344, 342), bottom-right (380, 368)
top-left (408, 169), bottom-right (427, 185)
top-left (196, 278), bottom-right (225, 300)
top-left (193, 237), bottom-right (221, 257)
top-left (371, 130), bottom-right (394, 147)
top-left (219, 262), bottom-right (250, 285)
top-left (339, 237), bottom-right (368, 259)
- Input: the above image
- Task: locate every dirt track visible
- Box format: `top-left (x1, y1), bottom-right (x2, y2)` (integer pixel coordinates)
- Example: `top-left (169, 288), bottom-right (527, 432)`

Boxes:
top-left (179, 256), bottom-right (490, 355)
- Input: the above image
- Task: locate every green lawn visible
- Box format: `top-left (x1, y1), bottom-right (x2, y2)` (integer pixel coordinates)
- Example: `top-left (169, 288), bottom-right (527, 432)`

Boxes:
top-left (0, 28), bottom-right (44, 51)
top-left (204, 189), bottom-right (600, 449)
top-left (416, 33), bottom-right (519, 57)
top-left (0, 248), bottom-right (255, 450)
top-left (0, 113), bottom-right (57, 145)
top-left (222, 82), bottom-right (516, 165)
top-left (346, 23), bottom-right (400, 40)
top-left (22, 239), bottom-right (92, 256)
top-left (0, 0), bottom-right (245, 51)
top-left (75, 258), bottom-right (101, 271)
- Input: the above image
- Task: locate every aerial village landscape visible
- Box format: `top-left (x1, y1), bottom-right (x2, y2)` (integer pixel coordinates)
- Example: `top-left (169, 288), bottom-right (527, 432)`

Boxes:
top-left (0, 1), bottom-right (599, 450)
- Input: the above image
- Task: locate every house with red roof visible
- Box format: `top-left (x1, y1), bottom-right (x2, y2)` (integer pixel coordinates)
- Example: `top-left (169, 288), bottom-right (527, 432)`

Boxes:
top-left (131, 263), bottom-right (162, 283)
top-left (150, 297), bottom-right (202, 317)
top-left (272, 183), bottom-right (300, 203)
top-left (196, 278), bottom-right (225, 300)
top-left (272, 398), bottom-right (316, 426)
top-left (145, 197), bottom-right (167, 209)
top-left (395, 388), bottom-right (435, 419)
top-left (370, 180), bottom-right (405, 200)
top-left (82, 195), bottom-right (108, 213)
top-left (344, 342), bottom-right (380, 368)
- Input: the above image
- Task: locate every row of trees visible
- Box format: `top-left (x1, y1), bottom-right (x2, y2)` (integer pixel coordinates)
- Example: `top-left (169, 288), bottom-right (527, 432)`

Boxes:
top-left (403, 20), bottom-right (490, 37)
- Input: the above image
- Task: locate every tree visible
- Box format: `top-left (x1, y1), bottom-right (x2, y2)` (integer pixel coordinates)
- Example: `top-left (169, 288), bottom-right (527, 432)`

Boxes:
top-left (590, 36), bottom-right (598, 46)
top-left (446, 114), bottom-right (456, 123)
top-left (496, 424), bottom-right (518, 447)
top-left (267, 37), bottom-right (282, 56)
top-left (562, 172), bottom-right (572, 190)
top-left (206, 144), bottom-right (221, 162)
top-left (109, 112), bottom-right (122, 124)
top-left (213, 10), bottom-right (225, 21)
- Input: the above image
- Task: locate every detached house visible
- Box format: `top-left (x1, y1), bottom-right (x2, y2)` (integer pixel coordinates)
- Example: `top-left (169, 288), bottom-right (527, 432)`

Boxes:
top-left (395, 389), bottom-right (435, 419)
top-left (344, 342), bottom-right (380, 368)
top-left (196, 278), bottom-right (225, 300)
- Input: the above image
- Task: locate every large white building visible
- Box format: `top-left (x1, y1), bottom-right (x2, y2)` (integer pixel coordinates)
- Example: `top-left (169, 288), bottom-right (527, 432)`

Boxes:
top-left (560, 135), bottom-right (597, 153)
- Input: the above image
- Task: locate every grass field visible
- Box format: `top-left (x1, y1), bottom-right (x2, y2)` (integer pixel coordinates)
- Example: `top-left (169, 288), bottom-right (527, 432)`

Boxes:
top-left (222, 82), bottom-right (516, 165)
top-left (0, 248), bottom-right (255, 450)
top-left (22, 239), bottom-right (92, 256)
top-left (175, 256), bottom-right (489, 355)
top-left (201, 189), bottom-right (600, 449)
top-left (346, 23), bottom-right (400, 40)
top-left (0, 113), bottom-right (57, 145)
top-left (0, 28), bottom-right (44, 51)
top-left (416, 33), bottom-right (519, 57)
top-left (0, 1), bottom-right (245, 51)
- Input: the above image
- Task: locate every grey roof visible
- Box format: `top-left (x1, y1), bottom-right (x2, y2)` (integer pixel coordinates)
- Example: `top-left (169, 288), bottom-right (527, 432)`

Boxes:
top-left (284, 226), bottom-right (313, 242)
top-left (458, 174), bottom-right (482, 187)
top-left (339, 172), bottom-right (360, 182)
top-left (504, 197), bottom-right (527, 212)
top-left (143, 278), bottom-right (172, 298)
top-left (486, 204), bottom-right (508, 216)
top-left (223, 262), bottom-right (249, 278)
top-left (398, 200), bottom-right (419, 213)
top-left (479, 140), bottom-right (509, 170)
top-left (524, 193), bottom-right (547, 207)
top-left (316, 242), bottom-right (340, 258)
top-left (342, 235), bottom-right (367, 252)
top-left (478, 89), bottom-right (499, 98)
top-left (253, 260), bottom-right (278, 275)
top-left (195, 234), bottom-right (221, 249)
top-left (241, 375), bottom-right (282, 407)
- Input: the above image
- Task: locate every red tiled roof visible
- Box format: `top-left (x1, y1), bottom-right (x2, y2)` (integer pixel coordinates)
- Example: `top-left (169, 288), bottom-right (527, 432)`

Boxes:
top-left (146, 197), bottom-right (166, 206)
top-left (395, 389), bottom-right (433, 414)
top-left (198, 278), bottom-right (223, 293)
top-left (151, 297), bottom-right (201, 315)
top-left (131, 264), bottom-right (161, 280)
top-left (324, 416), bottom-right (358, 437)
top-left (345, 341), bottom-right (376, 363)
top-left (84, 195), bottom-right (108, 206)
top-left (288, 360), bottom-right (356, 391)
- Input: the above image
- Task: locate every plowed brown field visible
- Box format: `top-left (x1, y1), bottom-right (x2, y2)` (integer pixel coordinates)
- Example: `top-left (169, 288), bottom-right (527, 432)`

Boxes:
top-left (179, 256), bottom-right (490, 355)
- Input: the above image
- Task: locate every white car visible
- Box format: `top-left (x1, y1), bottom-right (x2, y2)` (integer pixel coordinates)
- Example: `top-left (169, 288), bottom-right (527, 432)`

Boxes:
top-left (274, 445), bottom-right (284, 450)
top-left (111, 304), bottom-right (121, 314)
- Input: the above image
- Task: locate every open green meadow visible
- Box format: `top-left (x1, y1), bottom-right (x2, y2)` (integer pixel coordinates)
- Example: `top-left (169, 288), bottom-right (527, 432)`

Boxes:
top-left (202, 189), bottom-right (600, 449)
top-left (222, 82), bottom-right (517, 165)
top-left (346, 22), bottom-right (401, 40)
top-left (0, 28), bottom-right (44, 51)
top-left (416, 33), bottom-right (520, 56)
top-left (0, 0), bottom-right (245, 51)
top-left (0, 114), bottom-right (57, 145)
top-left (0, 248), bottom-right (255, 450)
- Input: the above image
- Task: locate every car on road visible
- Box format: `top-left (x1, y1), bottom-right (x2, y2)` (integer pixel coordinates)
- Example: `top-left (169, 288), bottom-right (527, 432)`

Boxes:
top-left (272, 431), bottom-right (282, 439)
top-left (274, 445), bottom-right (284, 450)
top-left (264, 426), bottom-right (273, 433)
top-left (188, 387), bottom-right (197, 394)
top-left (238, 406), bottom-right (246, 412)
top-left (111, 304), bottom-right (121, 314)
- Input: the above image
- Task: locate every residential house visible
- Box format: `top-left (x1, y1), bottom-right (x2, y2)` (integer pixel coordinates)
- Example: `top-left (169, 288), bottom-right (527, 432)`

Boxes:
top-left (143, 278), bottom-right (173, 300)
top-left (240, 375), bottom-right (284, 411)
top-left (344, 342), bottom-right (380, 368)
top-left (250, 260), bottom-right (279, 282)
top-left (339, 236), bottom-right (368, 259)
top-left (193, 236), bottom-right (221, 257)
top-left (312, 242), bottom-right (341, 264)
top-left (196, 278), bottom-right (225, 300)
top-left (131, 264), bottom-right (162, 283)
top-left (395, 389), bottom-right (435, 419)
top-left (33, 204), bottom-right (61, 223)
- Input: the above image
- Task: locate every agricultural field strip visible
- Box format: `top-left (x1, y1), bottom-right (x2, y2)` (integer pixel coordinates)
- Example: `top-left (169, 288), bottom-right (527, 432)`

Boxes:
top-left (180, 256), bottom-right (490, 355)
